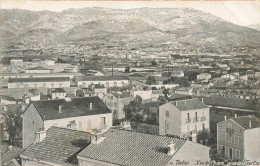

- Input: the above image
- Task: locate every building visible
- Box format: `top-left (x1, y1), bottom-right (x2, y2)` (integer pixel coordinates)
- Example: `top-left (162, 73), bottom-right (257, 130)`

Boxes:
top-left (20, 126), bottom-right (91, 166)
top-left (10, 58), bottom-right (23, 66)
top-left (25, 66), bottom-right (52, 73)
top-left (197, 73), bottom-right (211, 80)
top-left (103, 92), bottom-right (132, 119)
top-left (8, 77), bottom-right (70, 89)
top-left (22, 96), bottom-right (112, 148)
top-left (162, 71), bottom-right (184, 78)
top-left (175, 87), bottom-right (193, 96)
top-left (77, 129), bottom-right (210, 166)
top-left (159, 99), bottom-right (210, 139)
top-left (48, 88), bottom-right (67, 99)
top-left (1, 143), bottom-right (23, 166)
top-left (217, 115), bottom-right (260, 161)
top-left (77, 76), bottom-right (129, 88)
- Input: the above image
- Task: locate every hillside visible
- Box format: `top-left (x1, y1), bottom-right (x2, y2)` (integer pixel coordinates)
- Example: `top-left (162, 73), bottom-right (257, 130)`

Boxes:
top-left (1, 7), bottom-right (260, 51)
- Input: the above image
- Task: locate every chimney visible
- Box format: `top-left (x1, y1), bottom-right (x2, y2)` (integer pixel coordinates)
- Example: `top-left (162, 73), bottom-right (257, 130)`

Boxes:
top-left (8, 145), bottom-right (13, 151)
top-left (90, 131), bottom-right (105, 144)
top-left (224, 115), bottom-right (227, 121)
top-left (249, 120), bottom-right (252, 128)
top-left (175, 101), bottom-right (178, 106)
top-left (201, 98), bottom-right (204, 103)
top-left (58, 105), bottom-right (62, 113)
top-left (167, 141), bottom-right (176, 155)
top-left (90, 103), bottom-right (93, 110)
top-left (235, 114), bottom-right (237, 118)
top-left (35, 130), bottom-right (46, 143)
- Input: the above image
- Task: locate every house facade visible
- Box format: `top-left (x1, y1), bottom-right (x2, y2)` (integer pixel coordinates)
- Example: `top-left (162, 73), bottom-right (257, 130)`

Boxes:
top-left (22, 96), bottom-right (112, 148)
top-left (159, 99), bottom-right (210, 139)
top-left (8, 77), bottom-right (70, 89)
top-left (217, 115), bottom-right (260, 161)
top-left (103, 92), bottom-right (132, 119)
top-left (77, 76), bottom-right (129, 88)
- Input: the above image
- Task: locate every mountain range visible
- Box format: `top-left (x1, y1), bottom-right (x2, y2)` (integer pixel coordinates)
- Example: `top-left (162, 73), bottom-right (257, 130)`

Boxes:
top-left (1, 7), bottom-right (260, 50)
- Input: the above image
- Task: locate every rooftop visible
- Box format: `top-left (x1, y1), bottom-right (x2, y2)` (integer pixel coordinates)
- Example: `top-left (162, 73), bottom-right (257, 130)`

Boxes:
top-left (203, 96), bottom-right (258, 110)
top-left (232, 115), bottom-right (260, 130)
top-left (52, 88), bottom-right (66, 93)
top-left (170, 98), bottom-right (208, 111)
top-left (78, 129), bottom-right (187, 166)
top-left (21, 126), bottom-right (91, 165)
top-left (26, 66), bottom-right (50, 70)
top-left (8, 77), bottom-right (70, 83)
top-left (112, 92), bottom-right (131, 99)
top-left (31, 96), bottom-right (111, 120)
top-left (79, 76), bottom-right (129, 81)
top-left (1, 143), bottom-right (23, 166)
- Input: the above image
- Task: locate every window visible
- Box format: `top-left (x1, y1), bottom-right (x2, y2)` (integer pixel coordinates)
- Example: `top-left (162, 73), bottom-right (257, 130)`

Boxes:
top-left (202, 123), bottom-right (205, 130)
top-left (221, 146), bottom-right (225, 156)
top-left (195, 124), bottom-right (197, 132)
top-left (101, 117), bottom-right (106, 129)
top-left (238, 136), bottom-right (242, 145)
top-left (166, 122), bottom-right (169, 130)
top-left (166, 111), bottom-right (169, 118)
top-left (229, 148), bottom-right (233, 160)
top-left (17, 84), bottom-right (20, 88)
top-left (236, 149), bottom-right (239, 159)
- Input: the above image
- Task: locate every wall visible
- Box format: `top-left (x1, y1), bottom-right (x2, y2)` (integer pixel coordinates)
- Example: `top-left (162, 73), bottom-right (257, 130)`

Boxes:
top-left (78, 156), bottom-right (118, 166)
top-left (244, 127), bottom-right (260, 161)
top-left (52, 92), bottom-right (66, 99)
top-left (217, 120), bottom-right (244, 160)
top-left (8, 81), bottom-right (70, 89)
top-left (168, 141), bottom-right (210, 166)
top-left (180, 108), bottom-right (210, 137)
top-left (77, 80), bottom-right (129, 87)
top-left (133, 90), bottom-right (153, 100)
top-left (23, 103), bottom-right (44, 148)
top-left (159, 102), bottom-right (181, 136)
top-left (44, 113), bottom-right (113, 132)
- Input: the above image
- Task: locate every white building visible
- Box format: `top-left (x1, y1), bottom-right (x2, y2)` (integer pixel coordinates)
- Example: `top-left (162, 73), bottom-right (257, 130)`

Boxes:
top-left (159, 98), bottom-right (210, 139)
top-left (10, 58), bottom-right (23, 66)
top-left (8, 77), bottom-right (70, 89)
top-left (77, 76), bottom-right (129, 88)
top-left (197, 73), bottom-right (211, 80)
top-left (22, 96), bottom-right (112, 148)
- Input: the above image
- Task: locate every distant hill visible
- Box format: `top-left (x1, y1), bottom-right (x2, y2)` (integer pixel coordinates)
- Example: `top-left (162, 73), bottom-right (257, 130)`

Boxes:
top-left (247, 23), bottom-right (260, 31)
top-left (1, 7), bottom-right (260, 50)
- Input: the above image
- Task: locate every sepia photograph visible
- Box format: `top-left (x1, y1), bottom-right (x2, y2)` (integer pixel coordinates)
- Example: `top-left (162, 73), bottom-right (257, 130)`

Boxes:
top-left (0, 1), bottom-right (260, 165)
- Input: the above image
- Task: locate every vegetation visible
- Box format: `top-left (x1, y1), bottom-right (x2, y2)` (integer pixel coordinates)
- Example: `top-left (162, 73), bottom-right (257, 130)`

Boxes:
top-left (146, 76), bottom-right (156, 85)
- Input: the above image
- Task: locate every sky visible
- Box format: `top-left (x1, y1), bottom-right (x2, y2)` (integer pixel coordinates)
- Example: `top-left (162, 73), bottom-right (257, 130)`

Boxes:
top-left (1, 1), bottom-right (260, 26)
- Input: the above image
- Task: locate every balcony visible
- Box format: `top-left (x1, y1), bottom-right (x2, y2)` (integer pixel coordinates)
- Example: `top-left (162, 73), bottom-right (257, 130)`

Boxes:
top-left (185, 119), bottom-right (191, 123)
top-left (226, 128), bottom-right (234, 134)
top-left (200, 116), bottom-right (206, 122)
top-left (193, 117), bottom-right (199, 122)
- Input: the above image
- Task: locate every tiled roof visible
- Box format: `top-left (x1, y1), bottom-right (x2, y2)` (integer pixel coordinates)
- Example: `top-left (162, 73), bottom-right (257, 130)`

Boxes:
top-left (170, 98), bottom-right (208, 111)
top-left (203, 96), bottom-right (257, 110)
top-left (26, 67), bottom-right (50, 70)
top-left (52, 88), bottom-right (66, 93)
top-left (232, 115), bottom-right (260, 130)
top-left (31, 96), bottom-right (111, 120)
top-left (78, 129), bottom-right (186, 166)
top-left (79, 76), bottom-right (129, 81)
top-left (21, 127), bottom-right (91, 165)
top-left (8, 77), bottom-right (70, 83)
top-left (168, 94), bottom-right (192, 101)
top-left (1, 143), bottom-right (24, 166)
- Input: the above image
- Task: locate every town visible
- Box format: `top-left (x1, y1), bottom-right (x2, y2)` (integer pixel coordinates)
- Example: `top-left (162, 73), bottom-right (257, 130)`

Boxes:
top-left (1, 4), bottom-right (260, 166)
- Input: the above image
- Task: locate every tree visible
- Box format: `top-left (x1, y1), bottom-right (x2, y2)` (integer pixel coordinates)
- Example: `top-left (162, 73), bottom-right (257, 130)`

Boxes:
top-left (3, 106), bottom-right (23, 144)
top-left (146, 76), bottom-right (156, 85)
top-left (151, 60), bottom-right (157, 66)
top-left (175, 77), bottom-right (190, 87)
top-left (162, 88), bottom-right (170, 97)
top-left (197, 130), bottom-right (210, 146)
top-left (124, 95), bottom-right (143, 121)
top-left (125, 66), bottom-right (130, 73)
